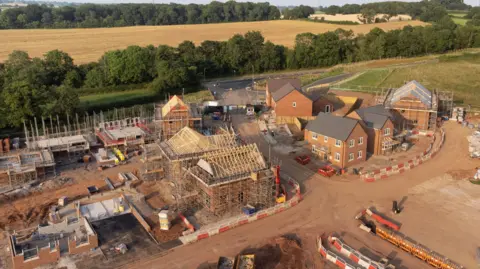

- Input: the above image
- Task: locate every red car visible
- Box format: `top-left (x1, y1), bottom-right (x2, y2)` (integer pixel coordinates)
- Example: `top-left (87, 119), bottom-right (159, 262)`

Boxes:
top-left (318, 165), bottom-right (336, 177)
top-left (295, 155), bottom-right (311, 165)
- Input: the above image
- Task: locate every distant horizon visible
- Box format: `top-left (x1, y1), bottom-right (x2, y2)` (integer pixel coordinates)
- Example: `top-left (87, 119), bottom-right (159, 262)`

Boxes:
top-left (22, 0), bottom-right (480, 7)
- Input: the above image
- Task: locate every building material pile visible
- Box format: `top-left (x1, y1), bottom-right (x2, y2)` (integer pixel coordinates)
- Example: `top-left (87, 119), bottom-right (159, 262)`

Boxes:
top-left (355, 208), bottom-right (463, 269)
top-left (467, 131), bottom-right (480, 158)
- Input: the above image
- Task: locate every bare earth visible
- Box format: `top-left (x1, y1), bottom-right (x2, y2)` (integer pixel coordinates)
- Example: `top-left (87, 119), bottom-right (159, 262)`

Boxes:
top-left (121, 120), bottom-right (478, 269)
top-left (0, 20), bottom-right (427, 64)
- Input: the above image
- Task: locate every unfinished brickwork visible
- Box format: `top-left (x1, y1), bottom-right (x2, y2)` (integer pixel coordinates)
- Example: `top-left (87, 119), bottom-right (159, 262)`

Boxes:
top-left (0, 150), bottom-right (55, 190)
top-left (377, 81), bottom-right (453, 132)
top-left (10, 217), bottom-right (98, 269)
top-left (187, 144), bottom-right (275, 216)
top-left (154, 95), bottom-right (202, 141)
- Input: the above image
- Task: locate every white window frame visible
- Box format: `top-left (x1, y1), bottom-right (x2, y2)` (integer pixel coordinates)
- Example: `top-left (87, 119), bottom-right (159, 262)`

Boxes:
top-left (325, 105), bottom-right (331, 113)
top-left (384, 128), bottom-right (391, 136)
top-left (358, 150), bottom-right (362, 159)
top-left (292, 102), bottom-right (296, 107)
top-left (334, 153), bottom-right (340, 162)
top-left (349, 139), bottom-right (355, 148)
top-left (358, 137), bottom-right (364, 145)
top-left (335, 140), bottom-right (341, 147)
top-left (312, 145), bottom-right (316, 153)
top-left (324, 136), bottom-right (328, 142)
top-left (348, 153), bottom-right (354, 162)
top-left (312, 132), bottom-right (318, 140)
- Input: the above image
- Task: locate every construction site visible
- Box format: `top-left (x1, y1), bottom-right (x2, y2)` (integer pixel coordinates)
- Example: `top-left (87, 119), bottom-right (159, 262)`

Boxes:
top-left (0, 80), bottom-right (477, 269)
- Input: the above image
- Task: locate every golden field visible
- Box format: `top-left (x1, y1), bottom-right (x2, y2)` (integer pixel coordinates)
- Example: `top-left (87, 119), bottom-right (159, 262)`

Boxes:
top-left (0, 20), bottom-right (427, 64)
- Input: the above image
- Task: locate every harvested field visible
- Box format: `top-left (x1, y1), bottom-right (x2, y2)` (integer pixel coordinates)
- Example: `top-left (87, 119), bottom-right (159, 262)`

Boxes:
top-left (309, 13), bottom-right (412, 23)
top-left (0, 20), bottom-right (427, 64)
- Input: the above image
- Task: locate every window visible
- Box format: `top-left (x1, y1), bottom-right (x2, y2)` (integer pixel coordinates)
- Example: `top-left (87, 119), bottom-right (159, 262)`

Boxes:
top-left (358, 150), bottom-right (363, 159)
top-left (312, 145), bottom-right (316, 153)
top-left (335, 140), bottom-right (341, 147)
top-left (292, 102), bottom-right (297, 107)
top-left (349, 153), bottom-right (354, 162)
top-left (325, 105), bottom-right (331, 113)
top-left (324, 136), bottom-right (328, 142)
top-left (384, 128), bottom-right (391, 136)
top-left (358, 137), bottom-right (364, 145)
top-left (334, 153), bottom-right (340, 162)
top-left (349, 139), bottom-right (355, 148)
top-left (312, 132), bottom-right (318, 140)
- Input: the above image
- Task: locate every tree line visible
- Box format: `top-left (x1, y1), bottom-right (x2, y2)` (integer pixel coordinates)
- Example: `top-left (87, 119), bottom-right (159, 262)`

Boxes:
top-left (1, 14), bottom-right (480, 128)
top-left (0, 1), bottom-right (280, 29)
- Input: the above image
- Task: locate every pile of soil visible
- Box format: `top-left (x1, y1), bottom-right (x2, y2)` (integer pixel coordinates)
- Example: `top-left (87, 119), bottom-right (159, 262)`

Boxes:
top-left (243, 236), bottom-right (307, 269)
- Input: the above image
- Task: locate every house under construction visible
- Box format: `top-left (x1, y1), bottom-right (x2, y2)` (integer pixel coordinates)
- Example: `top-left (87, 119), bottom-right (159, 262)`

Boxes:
top-left (95, 117), bottom-right (154, 148)
top-left (376, 80), bottom-right (453, 131)
top-left (153, 126), bottom-right (274, 216)
top-left (187, 144), bottom-right (275, 216)
top-left (0, 150), bottom-right (55, 190)
top-left (154, 95), bottom-right (203, 141)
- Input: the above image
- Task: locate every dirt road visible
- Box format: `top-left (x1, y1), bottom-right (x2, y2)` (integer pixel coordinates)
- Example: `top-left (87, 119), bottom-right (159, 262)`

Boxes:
top-left (122, 119), bottom-right (477, 269)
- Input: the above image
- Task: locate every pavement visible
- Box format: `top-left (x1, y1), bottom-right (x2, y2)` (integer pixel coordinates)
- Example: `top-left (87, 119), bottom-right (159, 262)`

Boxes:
top-left (121, 119), bottom-right (478, 269)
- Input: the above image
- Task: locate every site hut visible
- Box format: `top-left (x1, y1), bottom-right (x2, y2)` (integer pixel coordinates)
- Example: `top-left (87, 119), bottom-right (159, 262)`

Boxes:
top-left (95, 117), bottom-right (152, 149)
top-left (347, 105), bottom-right (396, 155)
top-left (157, 126), bottom-right (238, 211)
top-left (305, 113), bottom-right (367, 169)
top-left (154, 95), bottom-right (202, 141)
top-left (0, 151), bottom-right (56, 190)
top-left (186, 144), bottom-right (275, 216)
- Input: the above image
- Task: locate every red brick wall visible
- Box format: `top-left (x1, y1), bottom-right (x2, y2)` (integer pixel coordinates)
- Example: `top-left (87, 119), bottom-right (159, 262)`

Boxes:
top-left (11, 245), bottom-right (60, 269)
top-left (305, 122), bottom-right (367, 168)
top-left (312, 98), bottom-right (334, 115)
top-left (68, 234), bottom-right (98, 255)
top-left (274, 91), bottom-right (312, 117)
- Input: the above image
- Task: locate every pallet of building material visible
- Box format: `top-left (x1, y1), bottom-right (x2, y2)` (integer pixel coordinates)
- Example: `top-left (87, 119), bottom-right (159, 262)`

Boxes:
top-left (105, 177), bottom-right (115, 190)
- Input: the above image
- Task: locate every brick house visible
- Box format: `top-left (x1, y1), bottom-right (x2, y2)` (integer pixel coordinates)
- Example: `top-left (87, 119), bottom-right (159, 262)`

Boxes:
top-left (348, 105), bottom-right (395, 156)
top-left (305, 113), bottom-right (367, 168)
top-left (383, 80), bottom-right (437, 131)
top-left (266, 79), bottom-right (335, 118)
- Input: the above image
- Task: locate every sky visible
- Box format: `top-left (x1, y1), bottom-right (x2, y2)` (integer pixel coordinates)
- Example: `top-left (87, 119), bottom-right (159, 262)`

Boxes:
top-left (35, 0), bottom-right (480, 6)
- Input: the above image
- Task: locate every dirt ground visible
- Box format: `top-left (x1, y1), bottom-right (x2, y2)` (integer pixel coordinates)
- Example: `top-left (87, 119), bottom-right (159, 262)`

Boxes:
top-left (0, 157), bottom-right (142, 232)
top-left (1, 118), bottom-right (478, 269)
top-left (197, 235), bottom-right (323, 269)
top-left (0, 20), bottom-right (426, 63)
top-left (120, 119), bottom-right (479, 269)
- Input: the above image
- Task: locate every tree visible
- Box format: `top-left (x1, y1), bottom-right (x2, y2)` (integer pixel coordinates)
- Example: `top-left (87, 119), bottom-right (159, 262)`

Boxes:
top-left (44, 50), bottom-right (74, 85)
top-left (358, 8), bottom-right (376, 24)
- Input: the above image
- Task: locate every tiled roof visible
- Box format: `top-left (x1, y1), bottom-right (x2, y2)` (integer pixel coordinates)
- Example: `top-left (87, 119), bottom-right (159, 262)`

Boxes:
top-left (305, 112), bottom-right (359, 141)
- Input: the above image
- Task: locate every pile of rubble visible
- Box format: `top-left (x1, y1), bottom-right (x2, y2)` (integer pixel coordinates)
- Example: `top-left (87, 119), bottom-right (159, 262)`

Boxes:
top-left (467, 131), bottom-right (480, 158)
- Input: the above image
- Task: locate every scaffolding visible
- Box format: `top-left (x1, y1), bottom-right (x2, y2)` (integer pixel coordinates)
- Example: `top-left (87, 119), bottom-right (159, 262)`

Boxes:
top-left (0, 150), bottom-right (56, 190)
top-left (157, 126), bottom-right (243, 213)
top-left (376, 81), bottom-right (453, 132)
top-left (187, 144), bottom-right (275, 216)
top-left (154, 95), bottom-right (203, 141)
top-left (140, 143), bottom-right (164, 181)
top-left (24, 106), bottom-right (155, 154)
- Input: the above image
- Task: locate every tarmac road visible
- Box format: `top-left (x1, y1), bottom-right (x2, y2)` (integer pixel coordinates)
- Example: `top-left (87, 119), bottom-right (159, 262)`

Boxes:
top-left (124, 119), bottom-right (475, 269)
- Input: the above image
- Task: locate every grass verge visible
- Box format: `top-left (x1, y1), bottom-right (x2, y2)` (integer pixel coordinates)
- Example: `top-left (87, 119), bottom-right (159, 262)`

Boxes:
top-left (336, 53), bottom-right (480, 106)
